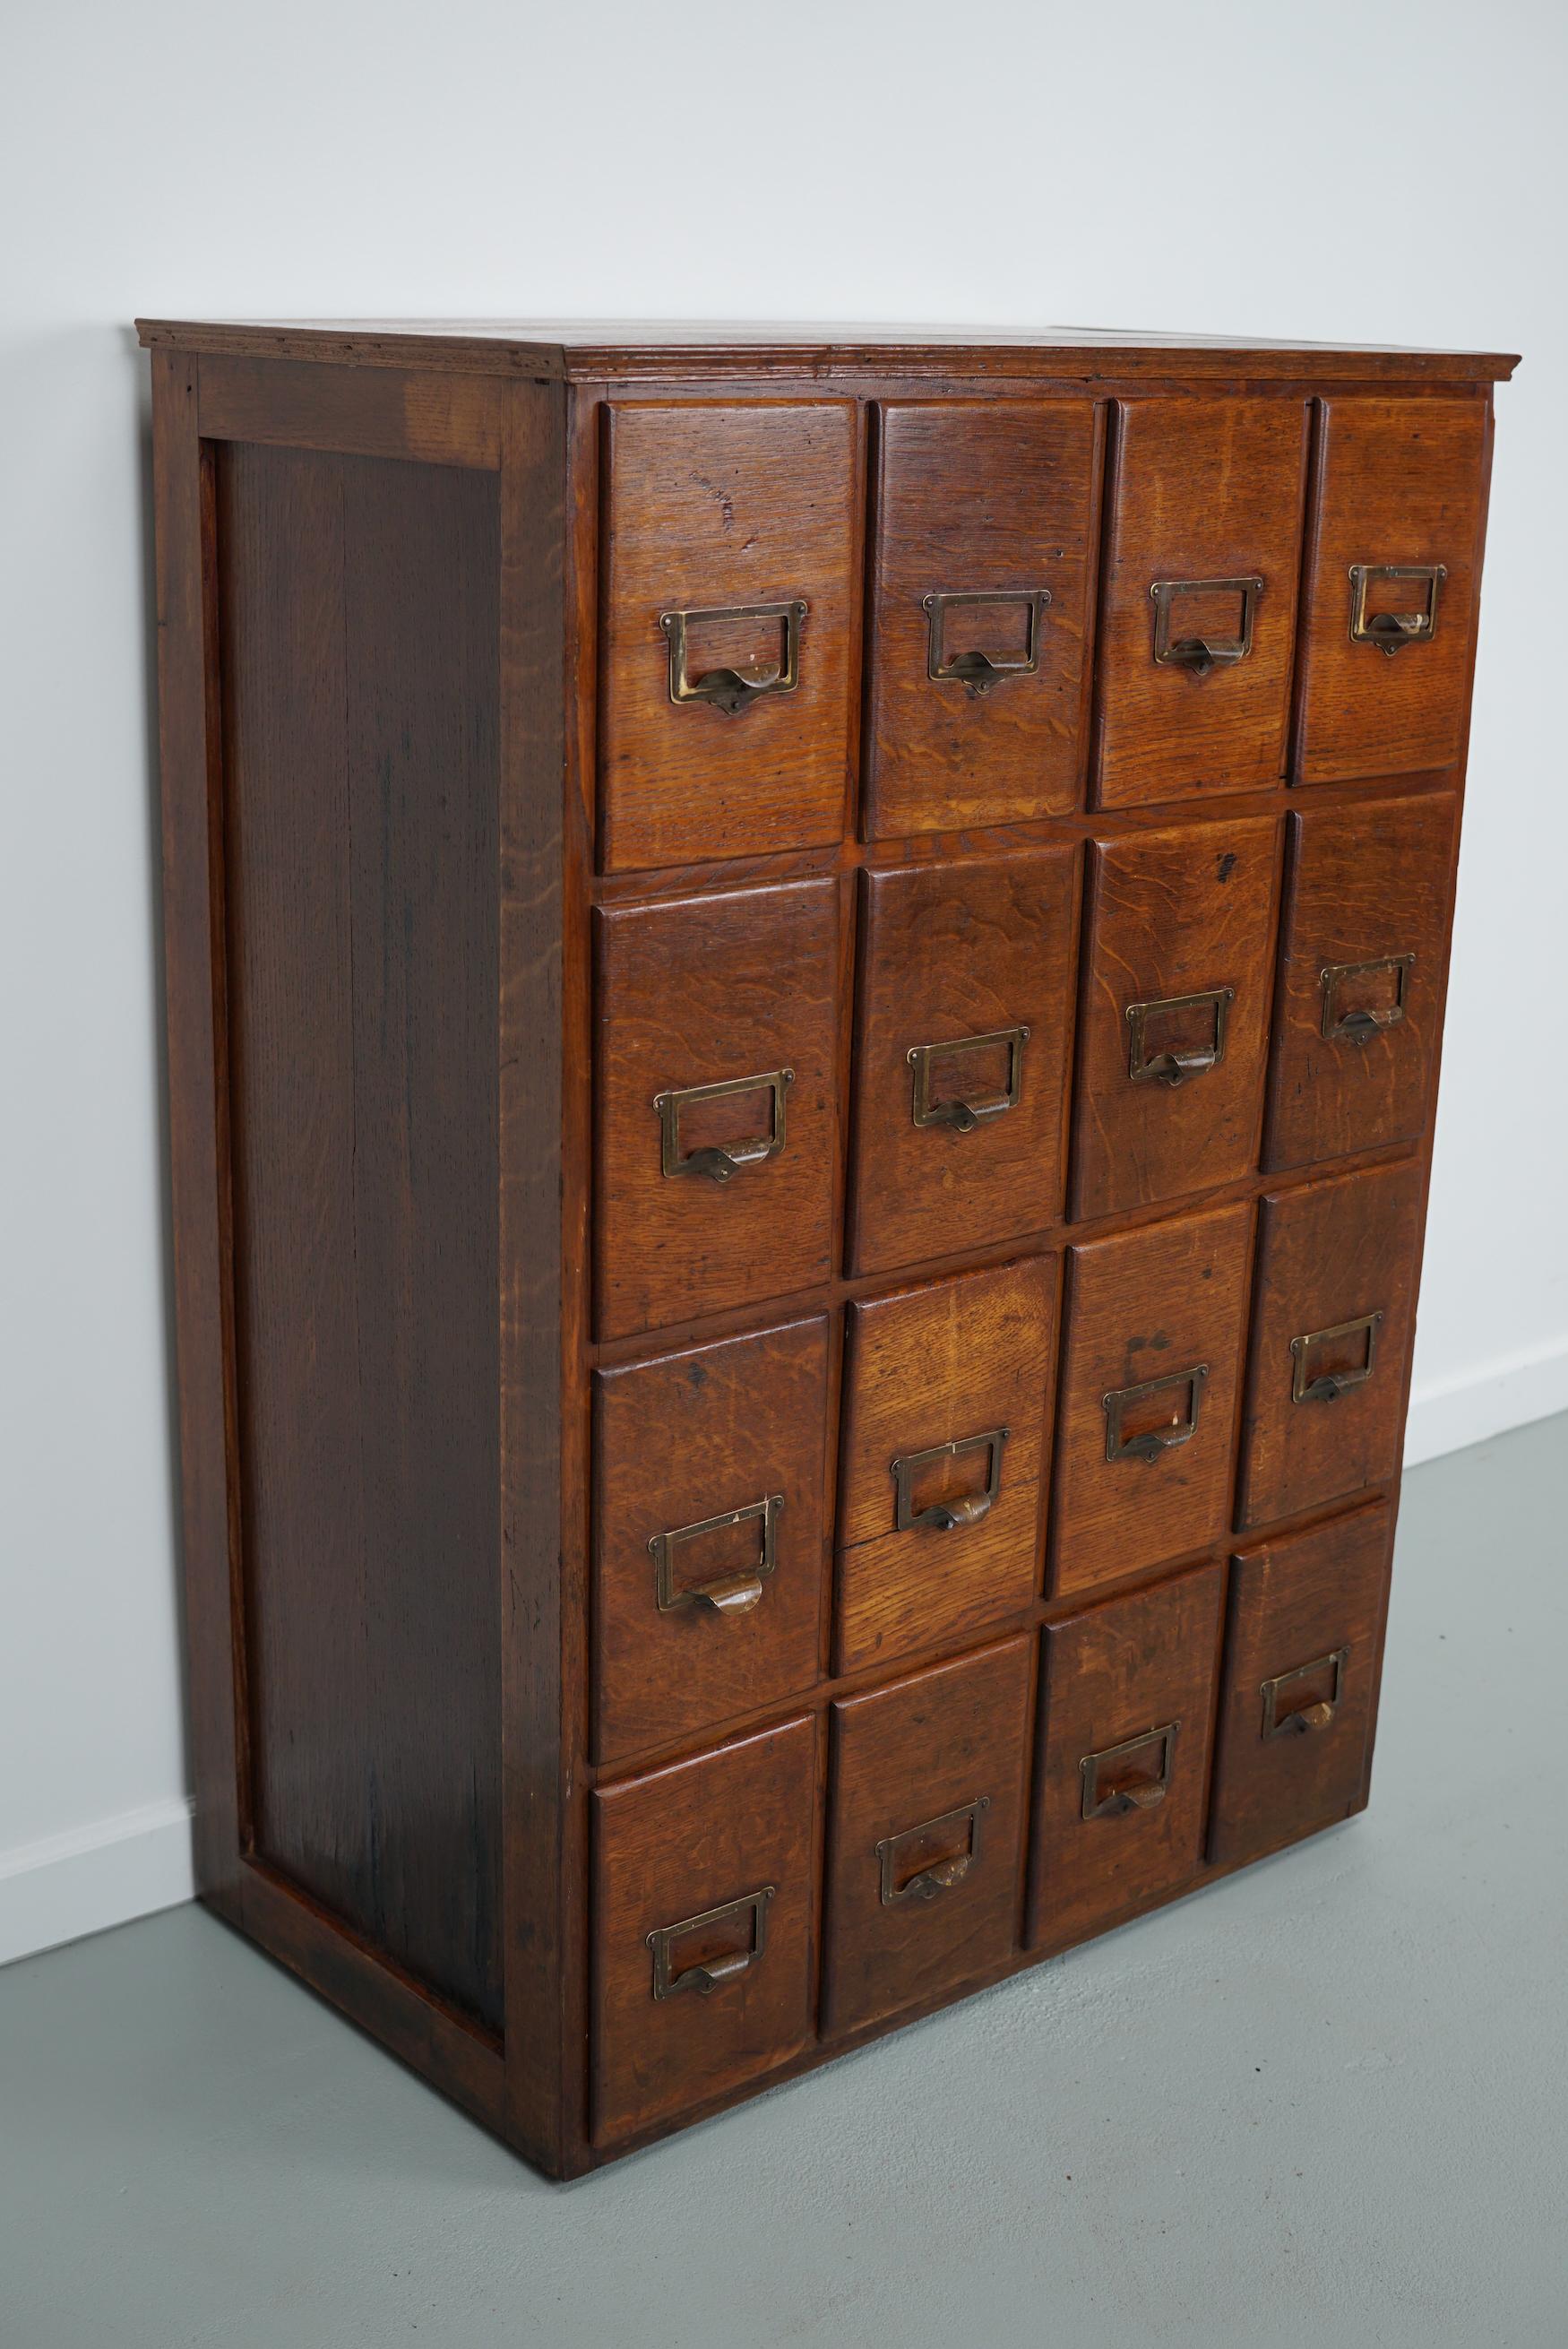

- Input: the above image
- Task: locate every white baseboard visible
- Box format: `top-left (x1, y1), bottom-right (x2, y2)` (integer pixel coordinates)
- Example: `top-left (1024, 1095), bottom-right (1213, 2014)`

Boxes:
top-left (0, 1352), bottom-right (1563, 1976)
top-left (1404, 1338), bottom-right (1568, 1468)
top-left (0, 1797), bottom-right (194, 1969)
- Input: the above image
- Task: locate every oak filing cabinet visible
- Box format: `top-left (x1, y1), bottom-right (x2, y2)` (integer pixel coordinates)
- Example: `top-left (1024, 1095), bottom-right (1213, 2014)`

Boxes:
top-left (138, 318), bottom-right (1517, 2177)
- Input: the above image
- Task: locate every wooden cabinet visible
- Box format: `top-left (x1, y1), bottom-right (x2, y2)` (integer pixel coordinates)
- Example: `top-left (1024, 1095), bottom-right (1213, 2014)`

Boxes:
top-left (142, 316), bottom-right (1513, 2178)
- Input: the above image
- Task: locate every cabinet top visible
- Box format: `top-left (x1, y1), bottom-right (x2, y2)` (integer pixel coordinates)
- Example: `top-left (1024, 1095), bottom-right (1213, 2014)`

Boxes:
top-left (134, 317), bottom-right (1520, 385)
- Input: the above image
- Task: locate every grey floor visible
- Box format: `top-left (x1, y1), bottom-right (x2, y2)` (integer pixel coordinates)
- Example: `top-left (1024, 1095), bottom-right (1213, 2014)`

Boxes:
top-left (4, 1418), bottom-right (1566, 2349)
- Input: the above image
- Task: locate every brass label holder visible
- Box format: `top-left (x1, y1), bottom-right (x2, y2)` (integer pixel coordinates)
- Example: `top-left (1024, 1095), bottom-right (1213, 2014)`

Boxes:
top-left (1348, 563), bottom-right (1445, 654)
top-left (875, 1797), bottom-right (990, 1905)
top-left (647, 1887), bottom-right (775, 2000)
top-left (1261, 1647), bottom-right (1349, 1740)
top-left (659, 600), bottom-right (806, 714)
top-left (648, 1493), bottom-right (783, 1619)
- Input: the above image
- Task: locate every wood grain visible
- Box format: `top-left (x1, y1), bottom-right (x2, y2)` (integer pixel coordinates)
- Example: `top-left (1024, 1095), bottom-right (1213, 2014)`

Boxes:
top-left (1094, 398), bottom-right (1307, 806)
top-left (863, 400), bottom-right (1098, 835)
top-left (849, 846), bottom-right (1078, 1274)
top-left (198, 354), bottom-right (502, 468)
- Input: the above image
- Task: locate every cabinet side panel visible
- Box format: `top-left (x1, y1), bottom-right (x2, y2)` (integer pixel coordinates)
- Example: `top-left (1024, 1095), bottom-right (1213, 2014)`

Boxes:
top-left (216, 440), bottom-right (504, 2034)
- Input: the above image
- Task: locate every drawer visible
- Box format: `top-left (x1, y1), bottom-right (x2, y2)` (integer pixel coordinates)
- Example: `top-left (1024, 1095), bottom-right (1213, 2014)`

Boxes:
top-left (1027, 1562), bottom-right (1223, 1950)
top-left (1264, 792), bottom-right (1457, 1172)
top-left (1209, 1500), bottom-right (1391, 1868)
top-left (835, 1257), bottom-right (1055, 1674)
top-left (593, 1317), bottom-right (831, 1765)
top-left (849, 847), bottom-right (1078, 1276)
top-left (1048, 1203), bottom-right (1251, 1599)
top-left (863, 400), bottom-right (1098, 838)
top-left (590, 1716), bottom-right (817, 2145)
top-left (1295, 397), bottom-right (1488, 784)
top-left (1070, 815), bottom-right (1279, 1220)
top-left (1094, 398), bottom-right (1308, 807)
top-left (598, 402), bottom-right (858, 872)
top-left (595, 879), bottom-right (840, 1339)
top-left (823, 1637), bottom-right (1031, 2038)
top-left (1239, 1162), bottom-right (1422, 1528)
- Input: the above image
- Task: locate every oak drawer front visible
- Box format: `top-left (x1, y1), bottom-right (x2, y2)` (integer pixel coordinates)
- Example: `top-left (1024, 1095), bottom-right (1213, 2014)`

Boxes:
top-left (591, 1716), bottom-right (817, 2146)
top-left (1295, 397), bottom-right (1487, 785)
top-left (1209, 1501), bottom-right (1391, 1869)
top-left (824, 1637), bottom-right (1031, 2038)
top-left (1049, 1204), bottom-right (1251, 1600)
top-left (863, 401), bottom-right (1098, 838)
top-left (593, 1318), bottom-right (831, 1766)
top-left (598, 402), bottom-right (857, 873)
top-left (1094, 398), bottom-right (1308, 808)
top-left (1264, 792), bottom-right (1457, 1173)
top-left (1239, 1162), bottom-right (1422, 1529)
top-left (849, 849), bottom-right (1078, 1275)
top-left (1070, 816), bottom-right (1279, 1220)
top-left (595, 879), bottom-right (840, 1340)
top-left (836, 1258), bottom-right (1055, 1676)
top-left (1027, 1562), bottom-right (1223, 1949)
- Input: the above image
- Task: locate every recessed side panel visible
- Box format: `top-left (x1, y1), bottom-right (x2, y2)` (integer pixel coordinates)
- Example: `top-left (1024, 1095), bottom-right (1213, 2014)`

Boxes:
top-left (216, 441), bottom-right (504, 2035)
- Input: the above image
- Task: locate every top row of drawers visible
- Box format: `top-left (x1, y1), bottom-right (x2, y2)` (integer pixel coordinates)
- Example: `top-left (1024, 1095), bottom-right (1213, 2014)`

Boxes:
top-left (597, 394), bottom-right (1488, 871)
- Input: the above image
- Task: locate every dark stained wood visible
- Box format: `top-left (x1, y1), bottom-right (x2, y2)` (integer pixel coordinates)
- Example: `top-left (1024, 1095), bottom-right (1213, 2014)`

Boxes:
top-left (1240, 1162), bottom-right (1424, 1529)
top-left (198, 353), bottom-right (503, 468)
top-left (594, 1317), bottom-right (831, 1764)
top-left (1049, 1203), bottom-right (1252, 1598)
top-left (1209, 1500), bottom-right (1391, 1868)
top-left (594, 878), bottom-right (841, 1338)
top-left (217, 439), bottom-right (504, 2034)
top-left (1093, 398), bottom-right (1307, 806)
top-left (849, 846), bottom-right (1079, 1274)
top-left (1070, 814), bottom-right (1279, 1218)
top-left (836, 1258), bottom-right (1055, 1674)
top-left (598, 402), bottom-right (857, 872)
top-left (863, 401), bottom-right (1098, 835)
top-left (823, 1637), bottom-right (1031, 2037)
top-left (590, 1715), bottom-right (818, 2144)
top-left (1027, 1562), bottom-right (1223, 1950)
top-left (1264, 792), bottom-right (1457, 1172)
top-left (1294, 397), bottom-right (1489, 783)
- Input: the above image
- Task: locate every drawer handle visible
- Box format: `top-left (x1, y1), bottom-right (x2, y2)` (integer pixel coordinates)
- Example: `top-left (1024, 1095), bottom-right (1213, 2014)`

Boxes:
top-left (1103, 1365), bottom-right (1209, 1464)
top-left (1290, 1312), bottom-right (1383, 1404)
top-left (649, 1493), bottom-right (783, 1619)
top-left (890, 1427), bottom-right (1010, 1533)
top-left (1348, 563), bottom-right (1445, 655)
top-left (1125, 986), bottom-right (1236, 1088)
top-left (875, 1797), bottom-right (990, 1906)
top-left (1262, 1647), bottom-right (1349, 1740)
top-left (647, 1886), bottom-right (775, 2000)
top-left (653, 1067), bottom-right (793, 1184)
top-left (908, 1024), bottom-right (1030, 1133)
top-left (1081, 1722), bottom-right (1180, 1821)
top-left (922, 588), bottom-right (1051, 696)
top-left (1150, 574), bottom-right (1263, 677)
top-left (1320, 954), bottom-right (1415, 1046)
top-left (659, 600), bottom-right (806, 715)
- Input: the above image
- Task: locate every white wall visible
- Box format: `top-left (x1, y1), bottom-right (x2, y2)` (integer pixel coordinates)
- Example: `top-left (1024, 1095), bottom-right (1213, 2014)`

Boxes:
top-left (3, 0), bottom-right (1564, 1965)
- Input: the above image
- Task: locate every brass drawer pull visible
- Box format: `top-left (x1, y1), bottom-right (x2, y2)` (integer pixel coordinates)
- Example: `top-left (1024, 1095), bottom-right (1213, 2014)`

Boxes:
top-left (1320, 953), bottom-right (1415, 1045)
top-left (647, 1886), bottom-right (775, 2001)
top-left (908, 1023), bottom-right (1030, 1133)
top-left (653, 1067), bottom-right (793, 1184)
top-left (649, 1493), bottom-right (783, 1619)
top-left (1348, 563), bottom-right (1445, 655)
top-left (659, 600), bottom-right (806, 715)
top-left (922, 588), bottom-right (1051, 696)
top-left (1150, 574), bottom-right (1263, 676)
top-left (1103, 1365), bottom-right (1209, 1464)
top-left (875, 1797), bottom-right (989, 1906)
top-left (1125, 986), bottom-right (1235, 1088)
top-left (1290, 1311), bottom-right (1383, 1404)
top-left (1081, 1722), bottom-right (1180, 1821)
top-left (890, 1427), bottom-right (1010, 1533)
top-left (1262, 1647), bottom-right (1349, 1740)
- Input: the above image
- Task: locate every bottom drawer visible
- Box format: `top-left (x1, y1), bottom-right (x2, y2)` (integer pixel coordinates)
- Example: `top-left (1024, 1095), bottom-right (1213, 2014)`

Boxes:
top-left (591, 1716), bottom-right (817, 2146)
top-left (1027, 1562), bottom-right (1223, 1949)
top-left (1208, 1500), bottom-right (1391, 1868)
top-left (823, 1637), bottom-right (1032, 2039)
